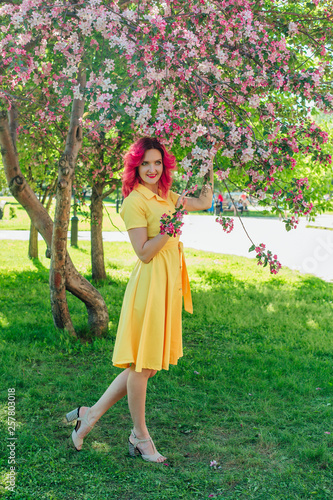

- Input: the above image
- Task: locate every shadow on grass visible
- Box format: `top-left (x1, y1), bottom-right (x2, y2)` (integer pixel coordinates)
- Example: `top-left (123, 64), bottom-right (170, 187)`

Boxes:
top-left (1, 257), bottom-right (333, 499)
top-left (0, 266), bottom-right (127, 345)
top-left (71, 245), bottom-right (90, 255)
top-left (1, 260), bottom-right (333, 357)
top-left (31, 257), bottom-right (48, 272)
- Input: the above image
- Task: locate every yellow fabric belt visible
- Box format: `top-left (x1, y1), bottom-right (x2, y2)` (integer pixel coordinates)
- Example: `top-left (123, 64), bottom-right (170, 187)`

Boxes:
top-left (178, 241), bottom-right (193, 314)
top-left (154, 237), bottom-right (193, 314)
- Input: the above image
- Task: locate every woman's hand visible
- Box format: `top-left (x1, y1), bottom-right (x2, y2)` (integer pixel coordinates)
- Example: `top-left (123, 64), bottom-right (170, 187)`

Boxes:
top-left (177, 174), bottom-right (214, 212)
top-left (178, 140), bottom-right (220, 212)
top-left (176, 189), bottom-right (188, 209)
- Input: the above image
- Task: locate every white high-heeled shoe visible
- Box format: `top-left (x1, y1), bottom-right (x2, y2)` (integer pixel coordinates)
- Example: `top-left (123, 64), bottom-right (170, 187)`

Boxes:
top-left (128, 430), bottom-right (166, 463)
top-left (66, 406), bottom-right (94, 451)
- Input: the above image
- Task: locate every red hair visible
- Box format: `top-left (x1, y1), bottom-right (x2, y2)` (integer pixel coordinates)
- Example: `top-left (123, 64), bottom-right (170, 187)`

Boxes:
top-left (122, 137), bottom-right (176, 198)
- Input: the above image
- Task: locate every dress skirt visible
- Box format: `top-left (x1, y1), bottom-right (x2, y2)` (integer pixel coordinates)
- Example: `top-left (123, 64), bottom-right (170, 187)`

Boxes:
top-left (112, 238), bottom-right (189, 372)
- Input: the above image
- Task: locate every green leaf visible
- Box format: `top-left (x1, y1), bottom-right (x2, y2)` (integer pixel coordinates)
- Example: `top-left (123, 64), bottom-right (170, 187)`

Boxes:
top-left (306, 2), bottom-right (316, 10)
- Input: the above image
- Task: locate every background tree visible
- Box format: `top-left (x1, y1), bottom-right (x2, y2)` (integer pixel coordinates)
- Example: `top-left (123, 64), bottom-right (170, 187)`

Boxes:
top-left (0, 106), bottom-right (109, 336)
top-left (0, 0), bottom-right (332, 334)
top-left (0, 156), bottom-right (7, 195)
top-left (77, 127), bottom-right (135, 281)
top-left (18, 117), bottom-right (63, 258)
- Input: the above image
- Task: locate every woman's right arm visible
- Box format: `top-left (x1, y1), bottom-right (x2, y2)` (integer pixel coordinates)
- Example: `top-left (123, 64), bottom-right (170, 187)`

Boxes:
top-left (128, 227), bottom-right (170, 264)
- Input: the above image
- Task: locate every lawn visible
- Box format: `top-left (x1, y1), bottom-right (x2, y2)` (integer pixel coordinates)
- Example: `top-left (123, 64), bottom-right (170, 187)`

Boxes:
top-left (0, 240), bottom-right (332, 499)
top-left (0, 196), bottom-right (273, 233)
top-left (0, 197), bottom-right (126, 232)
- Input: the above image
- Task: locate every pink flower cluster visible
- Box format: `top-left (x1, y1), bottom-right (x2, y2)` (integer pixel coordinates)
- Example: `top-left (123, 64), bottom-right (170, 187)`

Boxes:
top-left (0, 0), bottom-right (332, 276)
top-left (160, 207), bottom-right (187, 237)
top-left (249, 243), bottom-right (282, 274)
top-left (283, 216), bottom-right (299, 231)
top-left (295, 178), bottom-right (309, 189)
top-left (217, 168), bottom-right (230, 181)
top-left (216, 216), bottom-right (234, 233)
top-left (186, 184), bottom-right (198, 195)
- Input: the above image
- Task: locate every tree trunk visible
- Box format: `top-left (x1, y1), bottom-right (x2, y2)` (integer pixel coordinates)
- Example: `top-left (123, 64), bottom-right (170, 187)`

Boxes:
top-left (0, 108), bottom-right (109, 336)
top-left (28, 221), bottom-right (38, 259)
top-left (49, 68), bottom-right (86, 332)
top-left (91, 181), bottom-right (107, 281)
top-left (46, 192), bottom-right (54, 213)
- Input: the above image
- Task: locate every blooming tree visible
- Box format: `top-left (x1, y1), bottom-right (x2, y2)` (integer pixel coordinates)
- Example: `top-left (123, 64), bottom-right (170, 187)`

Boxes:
top-left (17, 115), bottom-right (64, 259)
top-left (77, 127), bottom-right (135, 281)
top-left (0, 0), bottom-right (332, 333)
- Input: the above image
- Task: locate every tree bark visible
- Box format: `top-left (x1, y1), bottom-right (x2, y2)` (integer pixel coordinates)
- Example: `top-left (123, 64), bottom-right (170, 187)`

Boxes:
top-left (91, 181), bottom-right (107, 281)
top-left (0, 108), bottom-right (109, 336)
top-left (28, 220), bottom-right (38, 259)
top-left (49, 68), bottom-right (86, 332)
top-left (89, 133), bottom-right (123, 283)
top-left (46, 191), bottom-right (55, 213)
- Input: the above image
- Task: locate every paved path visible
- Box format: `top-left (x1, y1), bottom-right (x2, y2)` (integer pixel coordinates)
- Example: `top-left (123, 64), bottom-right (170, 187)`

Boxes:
top-left (182, 215), bottom-right (333, 282)
top-left (1, 214), bottom-right (333, 282)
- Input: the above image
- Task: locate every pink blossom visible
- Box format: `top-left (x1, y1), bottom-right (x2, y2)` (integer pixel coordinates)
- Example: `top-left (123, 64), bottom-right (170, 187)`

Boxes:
top-left (216, 216), bottom-right (234, 234)
top-left (217, 168), bottom-right (230, 181)
top-left (160, 207), bottom-right (186, 237)
top-left (288, 22), bottom-right (299, 36)
top-left (241, 147), bottom-right (255, 163)
top-left (0, 0), bottom-right (329, 266)
top-left (250, 244), bottom-right (281, 274)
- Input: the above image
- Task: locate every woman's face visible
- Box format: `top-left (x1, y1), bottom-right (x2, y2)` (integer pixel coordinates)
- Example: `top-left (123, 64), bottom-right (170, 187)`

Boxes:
top-left (138, 149), bottom-right (163, 193)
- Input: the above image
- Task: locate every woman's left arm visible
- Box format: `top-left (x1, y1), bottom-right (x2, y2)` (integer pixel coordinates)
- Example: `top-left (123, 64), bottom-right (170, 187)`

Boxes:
top-left (176, 165), bottom-right (214, 212)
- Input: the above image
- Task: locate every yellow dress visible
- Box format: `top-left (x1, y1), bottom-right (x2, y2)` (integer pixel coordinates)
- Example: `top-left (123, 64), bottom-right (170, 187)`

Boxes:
top-left (112, 184), bottom-right (193, 372)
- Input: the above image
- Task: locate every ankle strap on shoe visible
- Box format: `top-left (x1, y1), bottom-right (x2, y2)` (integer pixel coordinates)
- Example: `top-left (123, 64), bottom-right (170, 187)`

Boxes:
top-left (131, 430), bottom-right (151, 444)
top-left (77, 410), bottom-right (94, 430)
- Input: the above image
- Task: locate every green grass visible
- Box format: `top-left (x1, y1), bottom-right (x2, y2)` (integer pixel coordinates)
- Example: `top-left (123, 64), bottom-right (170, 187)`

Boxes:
top-left (0, 196), bottom-right (273, 233)
top-left (217, 209), bottom-right (273, 218)
top-left (0, 197), bottom-right (126, 232)
top-left (0, 241), bottom-right (333, 499)
top-left (306, 225), bottom-right (333, 231)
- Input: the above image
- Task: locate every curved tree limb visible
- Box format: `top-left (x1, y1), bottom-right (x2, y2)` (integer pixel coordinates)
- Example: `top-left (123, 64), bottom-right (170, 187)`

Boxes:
top-left (0, 108), bottom-right (109, 336)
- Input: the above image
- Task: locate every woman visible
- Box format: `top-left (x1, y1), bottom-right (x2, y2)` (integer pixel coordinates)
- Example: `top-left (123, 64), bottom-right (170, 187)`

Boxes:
top-left (66, 137), bottom-right (213, 463)
top-left (218, 193), bottom-right (223, 213)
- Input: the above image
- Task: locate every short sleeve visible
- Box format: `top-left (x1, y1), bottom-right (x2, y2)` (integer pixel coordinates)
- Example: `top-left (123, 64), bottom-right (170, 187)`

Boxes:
top-left (169, 190), bottom-right (179, 207)
top-left (120, 194), bottom-right (148, 230)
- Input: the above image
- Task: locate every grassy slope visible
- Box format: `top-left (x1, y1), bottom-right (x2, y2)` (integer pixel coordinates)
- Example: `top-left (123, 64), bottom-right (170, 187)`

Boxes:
top-left (0, 241), bottom-right (332, 500)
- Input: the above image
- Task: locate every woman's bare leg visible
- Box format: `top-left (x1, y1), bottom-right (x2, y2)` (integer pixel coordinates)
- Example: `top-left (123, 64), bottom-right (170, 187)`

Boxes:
top-left (75, 367), bottom-right (130, 441)
top-left (127, 366), bottom-right (151, 438)
top-left (127, 366), bottom-right (166, 462)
